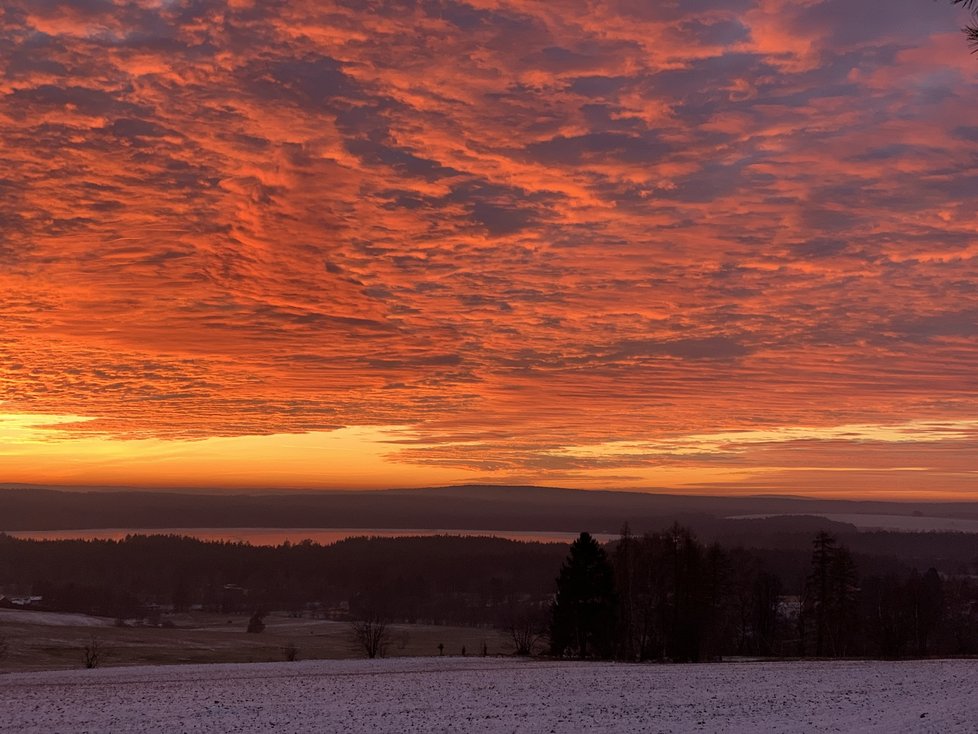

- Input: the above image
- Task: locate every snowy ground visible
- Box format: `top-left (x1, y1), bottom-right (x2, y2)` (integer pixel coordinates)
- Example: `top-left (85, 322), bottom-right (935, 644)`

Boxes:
top-left (1, 657), bottom-right (976, 733)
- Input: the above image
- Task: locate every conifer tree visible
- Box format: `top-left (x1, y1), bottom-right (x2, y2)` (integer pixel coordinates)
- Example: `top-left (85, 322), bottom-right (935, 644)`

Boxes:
top-left (549, 532), bottom-right (616, 659)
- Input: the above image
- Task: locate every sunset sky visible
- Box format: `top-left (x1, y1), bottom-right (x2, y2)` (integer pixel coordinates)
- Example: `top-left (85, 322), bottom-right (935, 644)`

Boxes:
top-left (1, 0), bottom-right (977, 497)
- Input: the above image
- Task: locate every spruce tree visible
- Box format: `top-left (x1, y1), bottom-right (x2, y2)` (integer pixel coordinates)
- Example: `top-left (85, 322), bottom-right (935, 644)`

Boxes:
top-left (549, 532), bottom-right (616, 659)
top-left (804, 532), bottom-right (859, 657)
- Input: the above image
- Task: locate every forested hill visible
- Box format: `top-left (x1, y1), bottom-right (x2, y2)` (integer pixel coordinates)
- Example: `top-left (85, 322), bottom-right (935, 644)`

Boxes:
top-left (2, 483), bottom-right (977, 534)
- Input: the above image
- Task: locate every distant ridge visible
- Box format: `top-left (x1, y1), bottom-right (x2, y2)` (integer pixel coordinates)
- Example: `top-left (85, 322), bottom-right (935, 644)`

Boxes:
top-left (1, 483), bottom-right (976, 533)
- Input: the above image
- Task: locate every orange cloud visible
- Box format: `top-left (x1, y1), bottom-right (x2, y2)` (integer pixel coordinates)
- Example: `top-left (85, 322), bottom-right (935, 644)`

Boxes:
top-left (1, 0), bottom-right (977, 496)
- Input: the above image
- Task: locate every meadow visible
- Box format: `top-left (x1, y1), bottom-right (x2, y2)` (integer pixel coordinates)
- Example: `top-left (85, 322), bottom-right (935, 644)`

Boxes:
top-left (0, 609), bottom-right (510, 672)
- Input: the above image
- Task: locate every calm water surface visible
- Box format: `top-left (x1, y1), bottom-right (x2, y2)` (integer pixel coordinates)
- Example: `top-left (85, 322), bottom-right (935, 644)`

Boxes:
top-left (5, 528), bottom-right (616, 546)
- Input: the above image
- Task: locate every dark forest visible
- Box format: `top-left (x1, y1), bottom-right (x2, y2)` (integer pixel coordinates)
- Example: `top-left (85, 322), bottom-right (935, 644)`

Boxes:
top-left (2, 526), bottom-right (977, 661)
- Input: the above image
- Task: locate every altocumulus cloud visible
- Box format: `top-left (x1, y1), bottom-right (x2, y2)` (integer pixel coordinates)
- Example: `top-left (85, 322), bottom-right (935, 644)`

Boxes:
top-left (0, 0), bottom-right (977, 493)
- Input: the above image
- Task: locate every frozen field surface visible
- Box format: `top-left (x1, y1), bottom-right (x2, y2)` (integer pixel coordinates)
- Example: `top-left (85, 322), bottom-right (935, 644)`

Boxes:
top-left (1, 657), bottom-right (975, 733)
top-left (0, 609), bottom-right (113, 627)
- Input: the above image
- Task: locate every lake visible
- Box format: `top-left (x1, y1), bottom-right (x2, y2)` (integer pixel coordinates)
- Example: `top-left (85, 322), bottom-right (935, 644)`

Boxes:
top-left (4, 527), bottom-right (617, 546)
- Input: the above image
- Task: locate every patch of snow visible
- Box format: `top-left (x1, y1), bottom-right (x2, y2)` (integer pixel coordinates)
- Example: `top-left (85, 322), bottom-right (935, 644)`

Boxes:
top-left (0, 609), bottom-right (113, 628)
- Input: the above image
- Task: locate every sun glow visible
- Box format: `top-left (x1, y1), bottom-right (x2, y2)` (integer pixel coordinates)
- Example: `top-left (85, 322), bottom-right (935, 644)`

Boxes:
top-left (0, 413), bottom-right (470, 488)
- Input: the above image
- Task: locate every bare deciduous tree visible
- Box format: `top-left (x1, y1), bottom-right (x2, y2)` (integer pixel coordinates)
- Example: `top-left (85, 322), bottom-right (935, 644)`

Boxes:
top-left (83, 636), bottom-right (103, 669)
top-left (507, 612), bottom-right (546, 656)
top-left (351, 616), bottom-right (390, 659)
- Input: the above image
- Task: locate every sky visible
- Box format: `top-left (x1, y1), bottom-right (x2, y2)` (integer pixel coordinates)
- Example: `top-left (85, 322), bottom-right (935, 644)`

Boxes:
top-left (1, 0), bottom-right (977, 497)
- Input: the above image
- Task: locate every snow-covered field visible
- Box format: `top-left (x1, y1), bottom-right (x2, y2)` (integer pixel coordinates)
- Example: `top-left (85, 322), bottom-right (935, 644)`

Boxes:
top-left (0, 609), bottom-right (113, 628)
top-left (1, 657), bottom-right (975, 733)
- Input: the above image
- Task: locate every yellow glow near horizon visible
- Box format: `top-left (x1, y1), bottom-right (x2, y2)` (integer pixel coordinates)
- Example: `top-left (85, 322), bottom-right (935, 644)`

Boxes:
top-left (0, 412), bottom-right (472, 488)
top-left (1, 410), bottom-right (976, 497)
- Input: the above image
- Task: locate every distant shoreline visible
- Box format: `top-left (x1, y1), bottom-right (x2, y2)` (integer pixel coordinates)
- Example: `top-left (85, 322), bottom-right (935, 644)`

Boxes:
top-left (3, 527), bottom-right (617, 546)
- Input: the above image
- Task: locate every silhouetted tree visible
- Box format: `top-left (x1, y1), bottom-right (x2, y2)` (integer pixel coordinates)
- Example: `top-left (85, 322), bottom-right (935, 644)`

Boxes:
top-left (611, 525), bottom-right (718, 662)
top-left (861, 575), bottom-right (912, 657)
top-left (701, 542), bottom-right (733, 661)
top-left (82, 636), bottom-right (103, 669)
top-left (750, 570), bottom-right (782, 656)
top-left (352, 615), bottom-right (390, 658)
top-left (613, 524), bottom-right (638, 661)
top-left (805, 532), bottom-right (836, 656)
top-left (827, 546), bottom-right (858, 656)
top-left (246, 610), bottom-right (266, 633)
top-left (550, 532), bottom-right (616, 659)
top-left (503, 606), bottom-right (546, 656)
top-left (940, 577), bottom-right (978, 654)
top-left (907, 568), bottom-right (944, 656)
top-left (950, 0), bottom-right (978, 49)
top-left (664, 524), bottom-right (705, 662)
top-left (803, 532), bottom-right (858, 656)
top-left (726, 549), bottom-right (781, 656)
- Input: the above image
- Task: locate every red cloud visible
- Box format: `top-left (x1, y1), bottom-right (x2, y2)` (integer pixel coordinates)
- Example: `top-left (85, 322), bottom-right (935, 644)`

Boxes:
top-left (1, 0), bottom-right (977, 493)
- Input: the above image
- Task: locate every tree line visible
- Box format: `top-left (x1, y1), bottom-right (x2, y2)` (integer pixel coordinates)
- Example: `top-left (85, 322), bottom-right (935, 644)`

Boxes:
top-left (1, 528), bottom-right (977, 660)
top-left (549, 527), bottom-right (978, 661)
top-left (0, 533), bottom-right (566, 626)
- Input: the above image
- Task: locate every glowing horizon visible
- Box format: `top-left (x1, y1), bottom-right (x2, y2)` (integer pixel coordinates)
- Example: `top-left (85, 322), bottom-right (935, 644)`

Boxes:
top-left (2, 1), bottom-right (978, 498)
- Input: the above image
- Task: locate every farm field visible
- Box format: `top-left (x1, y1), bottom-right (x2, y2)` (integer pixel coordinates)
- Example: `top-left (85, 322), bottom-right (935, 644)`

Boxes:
top-left (0, 609), bottom-right (509, 672)
top-left (1, 656), bottom-right (975, 733)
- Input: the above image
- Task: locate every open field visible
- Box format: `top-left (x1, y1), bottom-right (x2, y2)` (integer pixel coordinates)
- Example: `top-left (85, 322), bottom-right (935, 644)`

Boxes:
top-left (2, 657), bottom-right (976, 733)
top-left (0, 609), bottom-right (511, 672)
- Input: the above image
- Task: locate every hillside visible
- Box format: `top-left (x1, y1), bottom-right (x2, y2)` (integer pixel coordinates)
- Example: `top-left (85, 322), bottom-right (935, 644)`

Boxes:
top-left (3, 483), bottom-right (977, 533)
